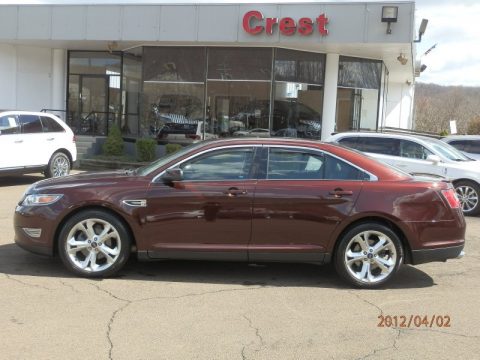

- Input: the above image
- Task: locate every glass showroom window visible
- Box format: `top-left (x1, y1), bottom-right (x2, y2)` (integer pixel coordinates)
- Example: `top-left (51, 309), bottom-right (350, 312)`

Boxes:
top-left (206, 48), bottom-right (272, 138)
top-left (273, 49), bottom-right (325, 139)
top-left (336, 57), bottom-right (382, 132)
top-left (122, 47), bottom-right (143, 136)
top-left (68, 51), bottom-right (122, 136)
top-left (142, 47), bottom-right (206, 140)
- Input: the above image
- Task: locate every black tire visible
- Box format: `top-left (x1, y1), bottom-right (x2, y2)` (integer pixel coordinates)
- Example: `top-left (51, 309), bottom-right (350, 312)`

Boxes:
top-left (58, 210), bottom-right (131, 278)
top-left (334, 223), bottom-right (403, 288)
top-left (454, 180), bottom-right (480, 216)
top-left (45, 152), bottom-right (71, 178)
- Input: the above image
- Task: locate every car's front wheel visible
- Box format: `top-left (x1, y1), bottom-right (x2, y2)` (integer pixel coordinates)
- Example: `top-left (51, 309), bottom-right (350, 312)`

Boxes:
top-left (58, 210), bottom-right (131, 277)
top-left (454, 180), bottom-right (480, 216)
top-left (45, 152), bottom-right (71, 178)
top-left (334, 223), bottom-right (403, 288)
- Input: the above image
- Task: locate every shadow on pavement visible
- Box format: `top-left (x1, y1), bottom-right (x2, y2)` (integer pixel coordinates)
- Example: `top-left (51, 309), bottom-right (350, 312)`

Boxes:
top-left (0, 243), bottom-right (435, 289)
top-left (0, 174), bottom-right (44, 187)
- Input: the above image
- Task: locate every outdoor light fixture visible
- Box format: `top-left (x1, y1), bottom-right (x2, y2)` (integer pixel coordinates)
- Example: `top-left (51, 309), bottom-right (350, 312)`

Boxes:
top-left (381, 6), bottom-right (398, 34)
top-left (397, 54), bottom-right (408, 65)
top-left (414, 19), bottom-right (428, 43)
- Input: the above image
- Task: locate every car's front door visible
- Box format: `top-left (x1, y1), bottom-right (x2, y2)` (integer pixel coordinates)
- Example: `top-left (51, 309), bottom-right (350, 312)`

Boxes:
top-left (0, 114), bottom-right (24, 168)
top-left (140, 146), bottom-right (259, 261)
top-left (250, 146), bottom-right (366, 262)
top-left (394, 139), bottom-right (446, 177)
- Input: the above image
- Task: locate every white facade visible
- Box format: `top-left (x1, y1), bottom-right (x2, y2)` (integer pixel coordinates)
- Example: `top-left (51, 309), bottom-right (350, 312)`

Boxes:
top-left (0, 1), bottom-right (417, 137)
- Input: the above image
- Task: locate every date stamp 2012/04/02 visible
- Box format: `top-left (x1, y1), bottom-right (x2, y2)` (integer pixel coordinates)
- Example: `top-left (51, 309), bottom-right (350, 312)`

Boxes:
top-left (378, 315), bottom-right (451, 328)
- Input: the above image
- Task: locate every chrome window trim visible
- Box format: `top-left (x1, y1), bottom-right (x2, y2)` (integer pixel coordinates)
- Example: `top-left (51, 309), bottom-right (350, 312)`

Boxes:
top-left (265, 144), bottom-right (378, 181)
top-left (152, 144), bottom-right (262, 183)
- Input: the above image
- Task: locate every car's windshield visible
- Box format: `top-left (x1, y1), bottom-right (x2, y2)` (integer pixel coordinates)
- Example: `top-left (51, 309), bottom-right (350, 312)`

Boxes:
top-left (423, 138), bottom-right (470, 161)
top-left (135, 142), bottom-right (205, 176)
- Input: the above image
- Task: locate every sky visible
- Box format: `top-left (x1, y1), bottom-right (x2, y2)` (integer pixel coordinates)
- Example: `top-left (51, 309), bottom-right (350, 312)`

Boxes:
top-left (415, 0), bottom-right (480, 86)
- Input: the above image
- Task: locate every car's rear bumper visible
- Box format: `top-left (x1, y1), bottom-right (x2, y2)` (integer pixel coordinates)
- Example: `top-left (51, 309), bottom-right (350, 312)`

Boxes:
top-left (410, 244), bottom-right (465, 265)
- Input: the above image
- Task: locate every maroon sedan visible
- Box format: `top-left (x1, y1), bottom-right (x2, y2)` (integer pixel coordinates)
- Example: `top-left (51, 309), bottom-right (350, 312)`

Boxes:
top-left (14, 138), bottom-right (465, 288)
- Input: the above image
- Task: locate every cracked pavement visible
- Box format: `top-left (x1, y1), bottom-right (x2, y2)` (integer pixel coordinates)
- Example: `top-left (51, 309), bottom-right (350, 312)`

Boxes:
top-left (1, 174), bottom-right (479, 359)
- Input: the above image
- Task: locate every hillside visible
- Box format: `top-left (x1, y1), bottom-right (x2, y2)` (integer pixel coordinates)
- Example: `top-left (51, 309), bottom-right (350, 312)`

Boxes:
top-left (414, 83), bottom-right (480, 134)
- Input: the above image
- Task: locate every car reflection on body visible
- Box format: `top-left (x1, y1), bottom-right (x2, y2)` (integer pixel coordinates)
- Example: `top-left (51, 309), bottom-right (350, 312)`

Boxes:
top-left (14, 138), bottom-right (465, 288)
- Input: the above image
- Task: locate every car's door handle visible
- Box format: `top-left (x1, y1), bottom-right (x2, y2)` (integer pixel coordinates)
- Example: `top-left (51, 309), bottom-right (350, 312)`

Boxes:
top-left (14, 140), bottom-right (23, 143)
top-left (329, 189), bottom-right (353, 197)
top-left (224, 188), bottom-right (248, 197)
top-left (47, 138), bottom-right (55, 141)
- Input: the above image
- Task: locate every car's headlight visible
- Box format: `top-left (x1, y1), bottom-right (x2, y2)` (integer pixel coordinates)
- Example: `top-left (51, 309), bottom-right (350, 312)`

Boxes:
top-left (21, 194), bottom-right (63, 206)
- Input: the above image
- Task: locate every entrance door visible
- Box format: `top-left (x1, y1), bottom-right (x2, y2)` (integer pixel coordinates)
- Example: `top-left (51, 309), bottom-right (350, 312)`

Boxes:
top-left (71, 75), bottom-right (109, 136)
top-left (80, 76), bottom-right (109, 135)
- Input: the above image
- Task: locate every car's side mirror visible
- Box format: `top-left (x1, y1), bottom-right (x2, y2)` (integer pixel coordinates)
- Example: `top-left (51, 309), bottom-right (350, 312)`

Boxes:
top-left (161, 168), bottom-right (183, 186)
top-left (426, 154), bottom-right (441, 164)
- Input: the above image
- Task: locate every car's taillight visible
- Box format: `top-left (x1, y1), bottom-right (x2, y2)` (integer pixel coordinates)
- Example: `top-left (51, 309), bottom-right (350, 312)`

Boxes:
top-left (73, 135), bottom-right (76, 143)
top-left (186, 134), bottom-right (201, 140)
top-left (441, 189), bottom-right (460, 209)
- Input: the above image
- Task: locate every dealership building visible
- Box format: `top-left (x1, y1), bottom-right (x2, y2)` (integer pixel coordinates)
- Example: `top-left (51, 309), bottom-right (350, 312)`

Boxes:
top-left (0, 0), bottom-right (421, 146)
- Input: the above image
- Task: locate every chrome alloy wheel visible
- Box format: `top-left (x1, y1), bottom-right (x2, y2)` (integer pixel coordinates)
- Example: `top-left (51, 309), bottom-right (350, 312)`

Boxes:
top-left (344, 231), bottom-right (397, 284)
top-left (52, 155), bottom-right (70, 177)
top-left (65, 218), bottom-right (121, 273)
top-left (455, 185), bottom-right (479, 213)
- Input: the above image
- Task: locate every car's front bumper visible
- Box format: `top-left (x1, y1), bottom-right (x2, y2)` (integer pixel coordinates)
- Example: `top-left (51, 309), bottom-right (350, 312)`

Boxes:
top-left (14, 206), bottom-right (57, 257)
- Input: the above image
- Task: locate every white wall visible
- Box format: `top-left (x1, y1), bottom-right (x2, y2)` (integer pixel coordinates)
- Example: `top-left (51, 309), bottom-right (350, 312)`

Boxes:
top-left (384, 82), bottom-right (414, 129)
top-left (0, 44), bottom-right (55, 112)
top-left (0, 44), bottom-right (17, 109)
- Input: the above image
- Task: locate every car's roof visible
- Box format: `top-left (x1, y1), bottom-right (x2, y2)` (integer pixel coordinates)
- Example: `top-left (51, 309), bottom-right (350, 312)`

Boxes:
top-left (0, 110), bottom-right (56, 117)
top-left (329, 131), bottom-right (441, 143)
top-left (442, 135), bottom-right (480, 140)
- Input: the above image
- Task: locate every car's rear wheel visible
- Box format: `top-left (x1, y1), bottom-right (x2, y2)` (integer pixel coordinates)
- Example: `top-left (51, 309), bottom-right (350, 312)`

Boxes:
top-left (45, 152), bottom-right (70, 178)
top-left (454, 180), bottom-right (480, 216)
top-left (334, 223), bottom-right (403, 288)
top-left (58, 210), bottom-right (131, 277)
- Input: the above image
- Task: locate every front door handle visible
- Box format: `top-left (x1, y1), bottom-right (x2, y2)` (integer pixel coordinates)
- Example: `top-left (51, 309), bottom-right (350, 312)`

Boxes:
top-left (329, 189), bottom-right (353, 198)
top-left (47, 137), bottom-right (55, 141)
top-left (14, 140), bottom-right (23, 144)
top-left (224, 187), bottom-right (248, 197)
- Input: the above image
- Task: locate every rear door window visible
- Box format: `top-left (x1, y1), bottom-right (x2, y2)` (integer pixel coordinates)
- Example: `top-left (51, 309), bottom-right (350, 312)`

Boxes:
top-left (338, 136), bottom-right (359, 149)
top-left (19, 115), bottom-right (43, 134)
top-left (358, 137), bottom-right (400, 156)
top-left (266, 148), bottom-right (369, 180)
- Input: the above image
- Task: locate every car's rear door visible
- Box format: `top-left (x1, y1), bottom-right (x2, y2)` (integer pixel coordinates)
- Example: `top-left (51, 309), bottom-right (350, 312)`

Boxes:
top-left (18, 114), bottom-right (49, 166)
top-left (140, 145), bottom-right (260, 260)
top-left (250, 146), bottom-right (366, 262)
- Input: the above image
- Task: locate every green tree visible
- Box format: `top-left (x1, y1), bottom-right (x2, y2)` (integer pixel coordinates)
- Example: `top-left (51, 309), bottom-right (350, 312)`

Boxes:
top-left (102, 125), bottom-right (124, 156)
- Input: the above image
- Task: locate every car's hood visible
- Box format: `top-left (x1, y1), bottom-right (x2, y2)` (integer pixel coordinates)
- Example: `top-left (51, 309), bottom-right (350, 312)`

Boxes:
top-left (30, 170), bottom-right (139, 192)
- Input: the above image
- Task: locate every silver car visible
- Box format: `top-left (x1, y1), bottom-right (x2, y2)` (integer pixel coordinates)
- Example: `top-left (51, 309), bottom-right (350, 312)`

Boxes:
top-left (328, 132), bottom-right (480, 216)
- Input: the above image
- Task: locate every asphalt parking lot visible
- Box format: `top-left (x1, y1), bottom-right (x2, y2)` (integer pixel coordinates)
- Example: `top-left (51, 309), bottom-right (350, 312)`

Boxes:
top-left (0, 174), bottom-right (479, 360)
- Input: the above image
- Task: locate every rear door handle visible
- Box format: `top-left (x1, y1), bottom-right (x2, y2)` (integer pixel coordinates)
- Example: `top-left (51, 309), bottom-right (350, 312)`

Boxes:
top-left (224, 187), bottom-right (248, 197)
top-left (47, 138), bottom-right (55, 141)
top-left (14, 140), bottom-right (23, 144)
top-left (329, 189), bottom-right (353, 197)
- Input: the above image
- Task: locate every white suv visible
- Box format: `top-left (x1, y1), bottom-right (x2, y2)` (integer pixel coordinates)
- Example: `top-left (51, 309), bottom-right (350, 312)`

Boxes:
top-left (0, 111), bottom-right (77, 177)
top-left (328, 132), bottom-right (480, 215)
